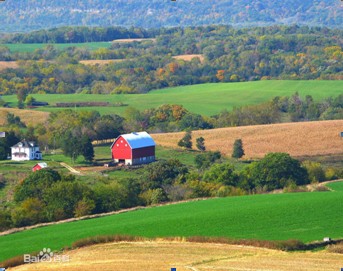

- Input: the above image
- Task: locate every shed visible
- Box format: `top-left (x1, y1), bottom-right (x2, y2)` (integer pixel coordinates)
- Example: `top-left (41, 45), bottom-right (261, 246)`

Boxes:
top-left (111, 132), bottom-right (156, 166)
top-left (32, 162), bottom-right (48, 172)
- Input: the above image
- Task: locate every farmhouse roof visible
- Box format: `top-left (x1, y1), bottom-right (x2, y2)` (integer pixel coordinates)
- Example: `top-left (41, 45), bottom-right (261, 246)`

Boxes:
top-left (11, 140), bottom-right (38, 148)
top-left (112, 132), bottom-right (156, 149)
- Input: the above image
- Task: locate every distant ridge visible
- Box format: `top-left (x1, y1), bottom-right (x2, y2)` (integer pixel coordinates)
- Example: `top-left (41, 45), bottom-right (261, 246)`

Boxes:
top-left (0, 0), bottom-right (342, 32)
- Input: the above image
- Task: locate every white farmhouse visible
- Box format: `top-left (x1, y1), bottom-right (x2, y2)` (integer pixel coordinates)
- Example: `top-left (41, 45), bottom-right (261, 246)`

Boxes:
top-left (11, 140), bottom-right (42, 161)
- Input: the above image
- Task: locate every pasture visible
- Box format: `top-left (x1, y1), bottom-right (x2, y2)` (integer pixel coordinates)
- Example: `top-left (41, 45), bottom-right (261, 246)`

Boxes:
top-left (152, 120), bottom-right (343, 159)
top-left (326, 181), bottom-right (343, 192)
top-left (10, 241), bottom-right (343, 271)
top-left (1, 189), bottom-right (343, 262)
top-left (2, 80), bottom-right (342, 116)
top-left (1, 42), bottom-right (112, 53)
top-left (2, 39), bottom-right (156, 53)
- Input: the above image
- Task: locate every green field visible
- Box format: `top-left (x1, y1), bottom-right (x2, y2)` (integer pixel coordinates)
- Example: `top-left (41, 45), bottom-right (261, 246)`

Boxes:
top-left (1, 186), bottom-right (343, 262)
top-left (326, 181), bottom-right (343, 192)
top-left (2, 80), bottom-right (342, 116)
top-left (1, 42), bottom-right (112, 53)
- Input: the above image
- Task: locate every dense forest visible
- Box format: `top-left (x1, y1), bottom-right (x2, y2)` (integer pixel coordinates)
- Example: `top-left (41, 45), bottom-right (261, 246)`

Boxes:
top-left (0, 0), bottom-right (342, 32)
top-left (0, 26), bottom-right (342, 96)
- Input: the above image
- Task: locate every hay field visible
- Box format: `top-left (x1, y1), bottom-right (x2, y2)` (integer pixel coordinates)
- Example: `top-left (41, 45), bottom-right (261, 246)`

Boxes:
top-left (112, 38), bottom-right (156, 43)
top-left (152, 120), bottom-right (343, 158)
top-left (0, 61), bottom-right (18, 70)
top-left (9, 241), bottom-right (343, 271)
top-left (79, 59), bottom-right (124, 65)
top-left (0, 108), bottom-right (49, 126)
top-left (173, 54), bottom-right (205, 62)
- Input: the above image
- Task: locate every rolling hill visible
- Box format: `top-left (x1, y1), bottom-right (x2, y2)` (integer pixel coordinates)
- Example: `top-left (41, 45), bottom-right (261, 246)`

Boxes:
top-left (2, 80), bottom-right (342, 116)
top-left (0, 0), bottom-right (342, 32)
top-left (1, 183), bottom-right (343, 262)
top-left (152, 120), bottom-right (343, 158)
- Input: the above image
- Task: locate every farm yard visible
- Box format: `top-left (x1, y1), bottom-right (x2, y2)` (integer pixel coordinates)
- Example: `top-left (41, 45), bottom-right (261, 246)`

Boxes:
top-left (9, 241), bottom-right (343, 271)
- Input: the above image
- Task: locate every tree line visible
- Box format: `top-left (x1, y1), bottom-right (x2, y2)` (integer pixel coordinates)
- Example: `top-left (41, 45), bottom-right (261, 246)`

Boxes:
top-left (0, 0), bottom-right (341, 32)
top-left (0, 25), bottom-right (342, 96)
top-left (1, 151), bottom-right (341, 231)
top-left (0, 92), bottom-right (342, 161)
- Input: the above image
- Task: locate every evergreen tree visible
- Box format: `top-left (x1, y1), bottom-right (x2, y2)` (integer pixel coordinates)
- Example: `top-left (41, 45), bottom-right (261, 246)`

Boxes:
top-left (81, 136), bottom-right (94, 162)
top-left (196, 136), bottom-right (206, 151)
top-left (178, 131), bottom-right (192, 149)
top-left (232, 139), bottom-right (244, 158)
top-left (0, 131), bottom-right (20, 160)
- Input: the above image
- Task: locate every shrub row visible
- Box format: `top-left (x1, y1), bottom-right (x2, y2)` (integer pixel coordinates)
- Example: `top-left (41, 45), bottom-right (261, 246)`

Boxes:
top-left (55, 102), bottom-right (110, 107)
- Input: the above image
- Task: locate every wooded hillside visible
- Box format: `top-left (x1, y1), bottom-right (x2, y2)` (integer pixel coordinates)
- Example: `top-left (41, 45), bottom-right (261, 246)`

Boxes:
top-left (0, 0), bottom-right (341, 32)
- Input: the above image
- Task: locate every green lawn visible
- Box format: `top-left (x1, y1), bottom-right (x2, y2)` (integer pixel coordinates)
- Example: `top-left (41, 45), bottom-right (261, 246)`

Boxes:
top-left (1, 42), bottom-right (112, 53)
top-left (2, 80), bottom-right (342, 116)
top-left (0, 190), bottom-right (342, 261)
top-left (326, 181), bottom-right (343, 192)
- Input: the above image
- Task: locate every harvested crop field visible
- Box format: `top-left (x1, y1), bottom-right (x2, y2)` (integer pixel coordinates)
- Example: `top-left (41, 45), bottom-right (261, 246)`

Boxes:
top-left (152, 120), bottom-right (343, 158)
top-left (0, 61), bottom-right (18, 70)
top-left (79, 59), bottom-right (124, 65)
top-left (9, 241), bottom-right (343, 271)
top-left (173, 54), bottom-right (205, 62)
top-left (0, 108), bottom-right (49, 126)
top-left (112, 38), bottom-right (156, 43)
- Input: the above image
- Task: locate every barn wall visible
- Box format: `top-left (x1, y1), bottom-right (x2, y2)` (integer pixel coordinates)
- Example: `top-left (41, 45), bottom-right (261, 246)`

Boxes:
top-left (132, 146), bottom-right (155, 158)
top-left (112, 136), bottom-right (132, 160)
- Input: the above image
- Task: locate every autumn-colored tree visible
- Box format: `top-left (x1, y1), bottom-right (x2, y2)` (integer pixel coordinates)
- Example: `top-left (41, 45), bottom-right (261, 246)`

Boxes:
top-left (216, 70), bottom-right (225, 81)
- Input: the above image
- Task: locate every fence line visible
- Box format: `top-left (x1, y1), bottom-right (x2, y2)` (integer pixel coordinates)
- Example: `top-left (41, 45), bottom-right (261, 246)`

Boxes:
top-left (92, 138), bottom-right (116, 145)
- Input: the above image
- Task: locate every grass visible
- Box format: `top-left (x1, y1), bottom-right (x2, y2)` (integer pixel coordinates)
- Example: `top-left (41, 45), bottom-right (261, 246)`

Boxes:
top-left (0, 190), bottom-right (343, 262)
top-left (326, 181), bottom-right (343, 192)
top-left (1, 42), bottom-right (112, 53)
top-left (2, 80), bottom-right (342, 116)
top-left (153, 120), bottom-right (343, 159)
top-left (0, 144), bottom-right (208, 190)
top-left (9, 241), bottom-right (343, 271)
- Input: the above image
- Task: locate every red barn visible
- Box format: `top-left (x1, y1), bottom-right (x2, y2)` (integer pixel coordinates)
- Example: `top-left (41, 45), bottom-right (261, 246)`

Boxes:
top-left (111, 132), bottom-right (156, 166)
top-left (32, 162), bottom-right (48, 172)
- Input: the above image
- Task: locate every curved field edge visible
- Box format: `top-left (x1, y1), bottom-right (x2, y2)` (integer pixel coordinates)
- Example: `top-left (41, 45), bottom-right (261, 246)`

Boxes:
top-left (326, 181), bottom-right (343, 192)
top-left (2, 80), bottom-right (342, 116)
top-left (8, 241), bottom-right (343, 271)
top-left (1, 191), bottom-right (343, 262)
